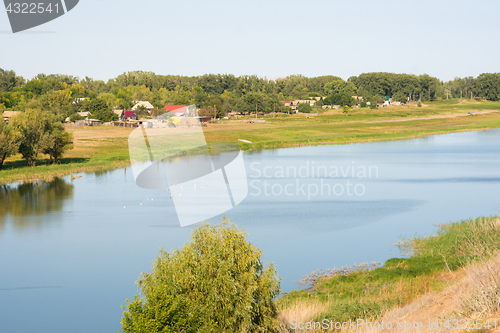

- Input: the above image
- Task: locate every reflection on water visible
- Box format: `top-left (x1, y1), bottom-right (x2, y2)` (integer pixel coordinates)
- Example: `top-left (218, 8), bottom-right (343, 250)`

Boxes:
top-left (0, 178), bottom-right (74, 232)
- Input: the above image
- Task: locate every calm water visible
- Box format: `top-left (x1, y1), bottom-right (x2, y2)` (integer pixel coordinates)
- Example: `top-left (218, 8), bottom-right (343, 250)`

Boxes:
top-left (2, 129), bottom-right (500, 332)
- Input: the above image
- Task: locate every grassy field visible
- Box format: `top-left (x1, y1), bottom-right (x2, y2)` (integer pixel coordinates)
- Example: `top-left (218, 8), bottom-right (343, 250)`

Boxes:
top-left (277, 216), bottom-right (500, 332)
top-left (2, 99), bottom-right (500, 184)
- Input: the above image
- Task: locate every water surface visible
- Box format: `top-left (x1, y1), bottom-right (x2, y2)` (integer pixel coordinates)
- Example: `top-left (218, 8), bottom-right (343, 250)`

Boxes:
top-left (2, 129), bottom-right (500, 333)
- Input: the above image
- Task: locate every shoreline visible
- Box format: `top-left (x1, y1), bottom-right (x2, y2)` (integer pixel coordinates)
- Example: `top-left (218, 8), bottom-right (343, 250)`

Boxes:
top-left (2, 107), bottom-right (500, 185)
top-left (1, 124), bottom-right (499, 186)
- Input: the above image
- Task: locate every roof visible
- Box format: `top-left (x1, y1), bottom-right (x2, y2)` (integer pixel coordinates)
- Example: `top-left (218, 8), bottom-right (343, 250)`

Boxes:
top-left (124, 111), bottom-right (136, 118)
top-left (164, 105), bottom-right (187, 113)
top-left (113, 110), bottom-right (124, 116)
top-left (2, 111), bottom-right (20, 118)
top-left (77, 112), bottom-right (90, 117)
top-left (132, 101), bottom-right (154, 110)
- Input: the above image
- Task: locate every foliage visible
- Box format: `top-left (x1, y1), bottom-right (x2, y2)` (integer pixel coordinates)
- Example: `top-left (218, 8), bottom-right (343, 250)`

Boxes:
top-left (7, 109), bottom-right (73, 166)
top-left (1, 66), bottom-right (500, 115)
top-left (343, 105), bottom-right (350, 114)
top-left (41, 116), bottom-right (73, 164)
top-left (474, 73), bottom-right (500, 101)
top-left (417, 100), bottom-right (422, 107)
top-left (297, 102), bottom-right (312, 113)
top-left (69, 113), bottom-right (84, 122)
top-left (134, 104), bottom-right (149, 118)
top-left (9, 109), bottom-right (50, 166)
top-left (121, 217), bottom-right (281, 333)
top-left (0, 116), bottom-right (19, 170)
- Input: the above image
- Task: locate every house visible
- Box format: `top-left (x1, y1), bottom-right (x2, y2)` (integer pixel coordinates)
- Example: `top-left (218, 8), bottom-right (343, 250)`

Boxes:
top-left (281, 101), bottom-right (298, 113)
top-left (113, 109), bottom-right (124, 120)
top-left (2, 111), bottom-right (20, 123)
top-left (132, 101), bottom-right (154, 114)
top-left (164, 105), bottom-right (187, 117)
top-left (295, 99), bottom-right (316, 106)
top-left (74, 119), bottom-right (102, 127)
top-left (124, 111), bottom-right (137, 120)
top-left (72, 98), bottom-right (87, 105)
top-left (77, 112), bottom-right (90, 119)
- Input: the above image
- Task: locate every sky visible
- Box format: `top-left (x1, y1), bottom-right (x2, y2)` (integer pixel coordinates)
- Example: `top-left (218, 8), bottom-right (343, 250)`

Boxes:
top-left (0, 0), bottom-right (499, 82)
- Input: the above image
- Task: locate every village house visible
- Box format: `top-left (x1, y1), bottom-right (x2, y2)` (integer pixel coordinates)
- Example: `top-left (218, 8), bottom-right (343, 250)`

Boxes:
top-left (132, 101), bottom-right (154, 114)
top-left (164, 105), bottom-right (187, 117)
top-left (124, 111), bottom-right (137, 120)
top-left (77, 111), bottom-right (91, 119)
top-left (2, 111), bottom-right (20, 124)
top-left (113, 109), bottom-right (124, 120)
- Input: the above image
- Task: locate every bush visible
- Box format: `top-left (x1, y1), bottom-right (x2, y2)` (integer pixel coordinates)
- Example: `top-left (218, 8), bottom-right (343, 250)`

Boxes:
top-left (69, 113), bottom-right (84, 122)
top-left (343, 105), bottom-right (350, 114)
top-left (417, 100), bottom-right (422, 107)
top-left (298, 102), bottom-right (312, 113)
top-left (121, 217), bottom-right (281, 332)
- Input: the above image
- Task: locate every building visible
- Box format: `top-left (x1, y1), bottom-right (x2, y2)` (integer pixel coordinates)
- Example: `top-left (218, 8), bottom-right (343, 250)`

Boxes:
top-left (2, 111), bottom-right (20, 123)
top-left (113, 109), bottom-right (124, 120)
top-left (132, 101), bottom-right (154, 114)
top-left (77, 112), bottom-right (90, 119)
top-left (164, 105), bottom-right (187, 117)
top-left (124, 111), bottom-right (137, 120)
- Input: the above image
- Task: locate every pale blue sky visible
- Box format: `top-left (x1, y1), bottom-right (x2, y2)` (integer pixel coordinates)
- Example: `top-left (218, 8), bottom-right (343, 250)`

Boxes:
top-left (0, 0), bottom-right (499, 82)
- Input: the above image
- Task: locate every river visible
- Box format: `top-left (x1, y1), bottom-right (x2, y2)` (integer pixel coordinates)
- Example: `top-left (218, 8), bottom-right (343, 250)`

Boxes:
top-left (2, 129), bottom-right (500, 332)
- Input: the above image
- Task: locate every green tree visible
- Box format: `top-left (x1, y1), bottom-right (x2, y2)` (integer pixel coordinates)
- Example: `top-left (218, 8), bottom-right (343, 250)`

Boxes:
top-left (298, 102), bottom-right (312, 113)
top-left (41, 116), bottom-right (73, 164)
top-left (343, 105), bottom-right (351, 114)
top-left (134, 104), bottom-right (149, 118)
top-left (69, 113), bottom-right (84, 122)
top-left (9, 109), bottom-right (49, 166)
top-left (85, 98), bottom-right (118, 122)
top-left (0, 116), bottom-right (19, 170)
top-left (121, 217), bottom-right (281, 333)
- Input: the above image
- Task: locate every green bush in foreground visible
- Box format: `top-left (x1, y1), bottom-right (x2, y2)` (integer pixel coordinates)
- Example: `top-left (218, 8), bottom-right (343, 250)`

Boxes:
top-left (121, 217), bottom-right (281, 333)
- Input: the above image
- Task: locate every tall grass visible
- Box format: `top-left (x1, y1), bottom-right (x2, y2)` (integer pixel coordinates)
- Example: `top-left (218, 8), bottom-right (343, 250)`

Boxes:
top-left (277, 216), bottom-right (500, 331)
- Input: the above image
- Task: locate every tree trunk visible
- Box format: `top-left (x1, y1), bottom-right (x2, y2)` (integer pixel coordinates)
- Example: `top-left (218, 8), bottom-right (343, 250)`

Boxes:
top-left (0, 152), bottom-right (6, 170)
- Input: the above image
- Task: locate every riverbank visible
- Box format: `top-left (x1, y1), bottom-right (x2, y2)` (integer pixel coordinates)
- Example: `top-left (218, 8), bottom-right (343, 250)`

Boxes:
top-left (2, 99), bottom-right (500, 185)
top-left (277, 216), bottom-right (500, 332)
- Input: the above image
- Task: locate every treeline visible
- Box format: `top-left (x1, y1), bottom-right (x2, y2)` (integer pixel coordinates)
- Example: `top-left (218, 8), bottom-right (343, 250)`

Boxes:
top-left (1, 69), bottom-right (500, 120)
top-left (0, 109), bottom-right (73, 169)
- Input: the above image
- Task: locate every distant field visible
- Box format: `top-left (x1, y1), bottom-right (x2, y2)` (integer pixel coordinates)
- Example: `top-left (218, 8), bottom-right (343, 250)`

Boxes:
top-left (2, 99), bottom-right (500, 184)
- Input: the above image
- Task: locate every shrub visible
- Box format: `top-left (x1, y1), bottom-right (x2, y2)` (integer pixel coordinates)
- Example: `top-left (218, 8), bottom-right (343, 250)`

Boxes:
top-left (417, 100), bottom-right (422, 107)
top-left (298, 102), bottom-right (312, 113)
top-left (69, 113), bottom-right (84, 122)
top-left (121, 217), bottom-right (281, 332)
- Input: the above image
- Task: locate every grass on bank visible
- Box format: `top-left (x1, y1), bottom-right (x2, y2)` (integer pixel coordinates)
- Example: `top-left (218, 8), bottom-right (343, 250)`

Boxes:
top-left (277, 216), bottom-right (500, 330)
top-left (2, 100), bottom-right (500, 185)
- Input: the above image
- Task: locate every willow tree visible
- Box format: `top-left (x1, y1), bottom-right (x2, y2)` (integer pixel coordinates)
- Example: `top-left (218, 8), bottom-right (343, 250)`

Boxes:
top-left (121, 217), bottom-right (281, 332)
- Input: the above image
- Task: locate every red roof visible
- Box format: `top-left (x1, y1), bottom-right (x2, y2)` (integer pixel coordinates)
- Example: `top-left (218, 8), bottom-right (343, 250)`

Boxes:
top-left (164, 105), bottom-right (187, 113)
top-left (124, 111), bottom-right (136, 118)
